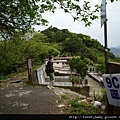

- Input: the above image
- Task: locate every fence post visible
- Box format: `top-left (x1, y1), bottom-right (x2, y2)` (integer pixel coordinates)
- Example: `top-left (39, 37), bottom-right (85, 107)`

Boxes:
top-left (27, 59), bottom-right (32, 84)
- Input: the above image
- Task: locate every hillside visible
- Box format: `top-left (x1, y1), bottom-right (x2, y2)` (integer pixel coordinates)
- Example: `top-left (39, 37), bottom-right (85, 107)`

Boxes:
top-left (41, 27), bottom-right (118, 63)
top-left (1, 26), bottom-right (120, 77)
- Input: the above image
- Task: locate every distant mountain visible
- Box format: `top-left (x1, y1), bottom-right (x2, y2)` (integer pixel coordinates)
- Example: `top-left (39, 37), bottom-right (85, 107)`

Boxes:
top-left (110, 47), bottom-right (120, 57)
top-left (116, 45), bottom-right (120, 49)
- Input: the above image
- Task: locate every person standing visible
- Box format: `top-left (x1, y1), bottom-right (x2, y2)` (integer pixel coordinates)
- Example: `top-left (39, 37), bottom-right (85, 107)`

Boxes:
top-left (47, 56), bottom-right (55, 89)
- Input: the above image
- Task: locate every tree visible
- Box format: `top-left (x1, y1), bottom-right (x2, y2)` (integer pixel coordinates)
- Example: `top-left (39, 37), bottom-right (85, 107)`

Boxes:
top-left (69, 57), bottom-right (88, 77)
top-left (69, 57), bottom-right (81, 71)
top-left (1, 0), bottom-right (117, 38)
top-left (0, 0), bottom-right (100, 38)
top-left (0, 32), bottom-right (55, 76)
top-left (75, 60), bottom-right (88, 78)
top-left (0, 0), bottom-right (50, 38)
top-left (62, 38), bottom-right (82, 55)
top-left (110, 0), bottom-right (118, 2)
top-left (83, 58), bottom-right (93, 65)
top-left (0, 36), bottom-right (27, 75)
top-left (95, 64), bottom-right (105, 74)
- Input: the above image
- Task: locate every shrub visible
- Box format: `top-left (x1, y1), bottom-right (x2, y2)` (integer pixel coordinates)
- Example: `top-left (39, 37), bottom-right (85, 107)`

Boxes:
top-left (69, 75), bottom-right (82, 86)
top-left (69, 96), bottom-right (103, 114)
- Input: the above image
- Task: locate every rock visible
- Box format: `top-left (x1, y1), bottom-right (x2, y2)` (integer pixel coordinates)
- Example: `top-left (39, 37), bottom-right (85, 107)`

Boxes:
top-left (19, 88), bottom-right (23, 90)
top-left (86, 97), bottom-right (93, 102)
top-left (10, 80), bottom-right (21, 84)
top-left (23, 107), bottom-right (27, 109)
top-left (94, 101), bottom-right (102, 107)
top-left (101, 105), bottom-right (106, 110)
top-left (78, 99), bottom-right (88, 103)
top-left (58, 104), bottom-right (65, 108)
top-left (5, 93), bottom-right (15, 97)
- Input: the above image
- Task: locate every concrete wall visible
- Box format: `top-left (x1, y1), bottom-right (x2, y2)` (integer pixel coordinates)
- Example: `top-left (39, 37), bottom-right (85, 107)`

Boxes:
top-left (57, 86), bottom-right (90, 97)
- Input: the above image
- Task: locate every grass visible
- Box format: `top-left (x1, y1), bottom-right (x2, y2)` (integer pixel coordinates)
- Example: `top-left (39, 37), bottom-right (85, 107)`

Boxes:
top-left (61, 94), bottom-right (70, 100)
top-left (0, 63), bottom-right (42, 81)
top-left (0, 72), bottom-right (20, 80)
top-left (69, 96), bottom-right (105, 114)
top-left (60, 94), bottom-right (106, 114)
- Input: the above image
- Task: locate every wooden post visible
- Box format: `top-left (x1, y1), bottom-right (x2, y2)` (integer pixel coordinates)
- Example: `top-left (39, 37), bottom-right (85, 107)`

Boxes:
top-left (27, 59), bottom-right (32, 75)
top-left (27, 59), bottom-right (32, 84)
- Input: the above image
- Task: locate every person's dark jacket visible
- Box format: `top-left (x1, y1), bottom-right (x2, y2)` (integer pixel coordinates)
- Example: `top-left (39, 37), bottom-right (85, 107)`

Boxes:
top-left (47, 61), bottom-right (54, 73)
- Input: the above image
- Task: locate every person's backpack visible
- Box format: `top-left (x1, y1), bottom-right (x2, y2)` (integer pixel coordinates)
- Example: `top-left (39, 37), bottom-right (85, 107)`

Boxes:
top-left (45, 63), bottom-right (50, 75)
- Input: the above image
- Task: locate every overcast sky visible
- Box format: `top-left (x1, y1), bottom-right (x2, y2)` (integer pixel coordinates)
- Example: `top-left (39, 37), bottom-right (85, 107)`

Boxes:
top-left (34, 0), bottom-right (120, 48)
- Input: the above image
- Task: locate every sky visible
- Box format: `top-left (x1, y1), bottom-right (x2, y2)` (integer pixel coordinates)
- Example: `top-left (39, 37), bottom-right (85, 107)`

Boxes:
top-left (34, 0), bottom-right (120, 48)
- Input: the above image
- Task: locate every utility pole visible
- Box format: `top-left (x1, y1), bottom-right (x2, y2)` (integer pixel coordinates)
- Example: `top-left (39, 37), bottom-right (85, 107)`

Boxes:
top-left (100, 0), bottom-right (109, 114)
top-left (104, 19), bottom-right (108, 74)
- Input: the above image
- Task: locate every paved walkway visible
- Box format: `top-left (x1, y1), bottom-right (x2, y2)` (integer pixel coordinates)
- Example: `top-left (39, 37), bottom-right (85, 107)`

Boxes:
top-left (0, 85), bottom-right (62, 114)
top-left (87, 75), bottom-right (103, 96)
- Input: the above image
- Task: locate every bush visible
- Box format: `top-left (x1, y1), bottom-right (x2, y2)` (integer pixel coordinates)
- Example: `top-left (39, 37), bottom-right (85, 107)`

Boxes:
top-left (95, 64), bottom-right (105, 74)
top-left (69, 75), bottom-right (82, 86)
top-left (69, 96), bottom-right (104, 114)
top-left (69, 57), bottom-right (88, 78)
top-left (69, 57), bottom-right (80, 71)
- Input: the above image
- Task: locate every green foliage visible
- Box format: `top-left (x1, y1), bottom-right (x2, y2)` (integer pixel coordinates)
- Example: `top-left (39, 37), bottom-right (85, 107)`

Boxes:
top-left (101, 88), bottom-right (106, 95)
top-left (81, 67), bottom-right (88, 77)
top-left (110, 0), bottom-right (118, 2)
top-left (69, 57), bottom-right (81, 71)
top-left (41, 27), bottom-right (106, 63)
top-left (69, 96), bottom-right (98, 114)
top-left (82, 38), bottom-right (104, 51)
top-left (0, 71), bottom-right (21, 80)
top-left (69, 75), bottom-right (82, 86)
top-left (61, 94), bottom-right (69, 100)
top-left (75, 60), bottom-right (88, 77)
top-left (0, 37), bottom-right (26, 75)
top-left (62, 38), bottom-right (83, 55)
top-left (83, 58), bottom-right (93, 65)
top-left (1, 27), bottom-right (120, 77)
top-left (42, 27), bottom-right (120, 64)
top-left (1, 0), bottom-right (118, 38)
top-left (0, 0), bottom-right (48, 38)
top-left (69, 57), bottom-right (88, 78)
top-left (1, 0), bottom-right (100, 38)
top-left (97, 56), bottom-right (105, 64)
top-left (95, 64), bottom-right (105, 74)
top-left (41, 27), bottom-right (73, 43)
top-left (0, 32), bottom-right (59, 76)
top-left (50, 43), bottom-right (63, 52)
top-left (48, 47), bottom-right (60, 56)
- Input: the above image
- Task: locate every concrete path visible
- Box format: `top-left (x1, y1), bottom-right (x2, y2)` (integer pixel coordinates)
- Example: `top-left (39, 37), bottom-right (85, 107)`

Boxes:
top-left (0, 85), bottom-right (62, 114)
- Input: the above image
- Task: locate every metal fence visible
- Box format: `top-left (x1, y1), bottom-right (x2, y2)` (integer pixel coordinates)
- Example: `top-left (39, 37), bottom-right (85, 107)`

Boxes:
top-left (36, 64), bottom-right (46, 84)
top-left (30, 64), bottom-right (46, 84)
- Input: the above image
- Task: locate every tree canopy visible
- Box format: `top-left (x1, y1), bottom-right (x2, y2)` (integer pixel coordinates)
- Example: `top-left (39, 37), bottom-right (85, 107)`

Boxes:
top-left (0, 0), bottom-right (47, 38)
top-left (3, 0), bottom-right (118, 38)
top-left (0, 0), bottom-right (118, 38)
